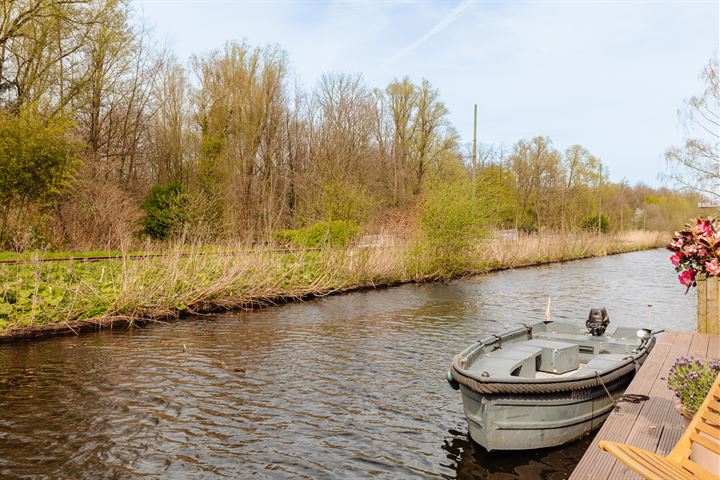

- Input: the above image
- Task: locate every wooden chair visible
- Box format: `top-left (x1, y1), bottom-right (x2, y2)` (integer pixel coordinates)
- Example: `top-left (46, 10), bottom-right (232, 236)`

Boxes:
top-left (600, 372), bottom-right (720, 480)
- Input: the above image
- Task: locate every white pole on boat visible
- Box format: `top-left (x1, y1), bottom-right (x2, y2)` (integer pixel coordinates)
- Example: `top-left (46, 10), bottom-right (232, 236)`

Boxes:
top-left (647, 303), bottom-right (652, 330)
top-left (545, 297), bottom-right (552, 322)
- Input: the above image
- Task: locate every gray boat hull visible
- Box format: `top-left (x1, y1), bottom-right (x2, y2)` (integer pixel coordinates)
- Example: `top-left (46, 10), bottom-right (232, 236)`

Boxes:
top-left (460, 375), bottom-right (631, 451)
top-left (448, 320), bottom-right (655, 451)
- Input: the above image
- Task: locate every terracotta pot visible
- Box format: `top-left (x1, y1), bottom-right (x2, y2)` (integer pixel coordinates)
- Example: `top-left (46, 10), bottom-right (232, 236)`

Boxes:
top-left (675, 401), bottom-right (720, 474)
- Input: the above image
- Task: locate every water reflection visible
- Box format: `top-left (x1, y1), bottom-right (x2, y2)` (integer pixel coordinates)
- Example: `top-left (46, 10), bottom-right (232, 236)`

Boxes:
top-left (0, 249), bottom-right (693, 479)
top-left (444, 428), bottom-right (595, 480)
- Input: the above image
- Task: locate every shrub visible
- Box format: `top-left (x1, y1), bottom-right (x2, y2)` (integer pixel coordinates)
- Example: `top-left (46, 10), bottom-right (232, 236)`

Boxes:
top-left (415, 180), bottom-right (487, 274)
top-left (0, 109), bottom-right (80, 245)
top-left (180, 191), bottom-right (223, 242)
top-left (50, 179), bottom-right (142, 250)
top-left (581, 213), bottom-right (610, 233)
top-left (667, 355), bottom-right (720, 416)
top-left (475, 165), bottom-right (517, 228)
top-left (273, 220), bottom-right (360, 248)
top-left (272, 228), bottom-right (296, 245)
top-left (139, 182), bottom-right (188, 240)
top-left (298, 180), bottom-right (375, 225)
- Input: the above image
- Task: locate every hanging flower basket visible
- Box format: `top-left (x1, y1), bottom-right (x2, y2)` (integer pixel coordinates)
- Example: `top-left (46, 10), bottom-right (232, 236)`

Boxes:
top-left (668, 218), bottom-right (720, 333)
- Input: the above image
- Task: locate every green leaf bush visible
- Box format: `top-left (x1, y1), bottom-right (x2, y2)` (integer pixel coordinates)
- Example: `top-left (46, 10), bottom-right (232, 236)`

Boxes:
top-left (581, 213), bottom-right (610, 233)
top-left (140, 182), bottom-right (188, 240)
top-left (273, 220), bottom-right (360, 248)
top-left (414, 180), bottom-right (487, 275)
top-left (0, 109), bottom-right (80, 247)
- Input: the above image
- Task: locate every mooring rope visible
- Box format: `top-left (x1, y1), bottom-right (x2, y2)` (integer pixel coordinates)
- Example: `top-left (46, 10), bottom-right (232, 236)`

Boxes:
top-left (618, 394), bottom-right (650, 403)
top-left (595, 371), bottom-right (649, 409)
top-left (451, 361), bottom-right (636, 394)
top-left (596, 371), bottom-right (615, 405)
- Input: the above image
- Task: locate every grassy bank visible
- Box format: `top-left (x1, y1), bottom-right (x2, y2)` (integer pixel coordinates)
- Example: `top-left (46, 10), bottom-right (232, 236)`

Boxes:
top-left (0, 230), bottom-right (666, 341)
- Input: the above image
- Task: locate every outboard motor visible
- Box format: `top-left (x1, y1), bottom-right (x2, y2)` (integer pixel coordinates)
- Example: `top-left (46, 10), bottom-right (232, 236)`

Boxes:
top-left (586, 308), bottom-right (610, 336)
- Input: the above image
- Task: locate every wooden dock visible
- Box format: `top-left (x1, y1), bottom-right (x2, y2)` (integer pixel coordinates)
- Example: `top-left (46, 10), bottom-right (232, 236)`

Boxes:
top-left (570, 331), bottom-right (719, 480)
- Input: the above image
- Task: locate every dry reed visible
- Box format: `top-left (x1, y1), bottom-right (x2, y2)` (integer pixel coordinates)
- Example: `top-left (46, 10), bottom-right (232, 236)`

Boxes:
top-left (0, 230), bottom-right (667, 339)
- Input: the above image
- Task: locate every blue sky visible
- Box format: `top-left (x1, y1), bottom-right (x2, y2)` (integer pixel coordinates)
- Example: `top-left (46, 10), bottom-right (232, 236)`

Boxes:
top-left (135, 0), bottom-right (719, 186)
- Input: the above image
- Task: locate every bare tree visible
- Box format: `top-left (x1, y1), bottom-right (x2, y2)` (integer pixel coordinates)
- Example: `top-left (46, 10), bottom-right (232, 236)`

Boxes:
top-left (666, 55), bottom-right (720, 200)
top-left (411, 79), bottom-right (456, 194)
top-left (386, 77), bottom-right (417, 204)
top-left (193, 41), bottom-right (289, 234)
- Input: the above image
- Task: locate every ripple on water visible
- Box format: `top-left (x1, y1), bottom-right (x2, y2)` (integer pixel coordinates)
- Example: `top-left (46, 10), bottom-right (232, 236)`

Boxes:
top-left (0, 249), bottom-right (695, 479)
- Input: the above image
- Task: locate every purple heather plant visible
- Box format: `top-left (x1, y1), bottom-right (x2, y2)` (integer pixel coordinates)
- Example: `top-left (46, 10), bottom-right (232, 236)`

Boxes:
top-left (667, 355), bottom-right (720, 416)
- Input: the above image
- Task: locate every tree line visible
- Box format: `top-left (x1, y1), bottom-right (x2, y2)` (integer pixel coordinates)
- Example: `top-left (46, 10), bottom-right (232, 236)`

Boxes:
top-left (0, 0), bottom-right (703, 250)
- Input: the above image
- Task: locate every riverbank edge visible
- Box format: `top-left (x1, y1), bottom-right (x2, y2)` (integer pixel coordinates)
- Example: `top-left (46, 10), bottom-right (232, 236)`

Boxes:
top-left (0, 241), bottom-right (667, 344)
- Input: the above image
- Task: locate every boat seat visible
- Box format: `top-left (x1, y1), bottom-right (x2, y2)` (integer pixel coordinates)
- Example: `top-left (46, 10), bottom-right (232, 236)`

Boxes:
top-left (584, 353), bottom-right (630, 371)
top-left (466, 344), bottom-right (542, 378)
top-left (524, 339), bottom-right (576, 349)
top-left (568, 354), bottom-right (631, 377)
top-left (524, 339), bottom-right (580, 374)
top-left (611, 326), bottom-right (643, 339)
top-left (535, 332), bottom-right (604, 355)
top-left (536, 332), bottom-right (639, 350)
top-left (535, 332), bottom-right (638, 356)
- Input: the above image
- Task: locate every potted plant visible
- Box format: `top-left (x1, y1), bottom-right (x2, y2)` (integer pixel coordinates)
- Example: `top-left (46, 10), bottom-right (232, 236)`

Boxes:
top-left (667, 355), bottom-right (720, 471)
top-left (668, 218), bottom-right (720, 333)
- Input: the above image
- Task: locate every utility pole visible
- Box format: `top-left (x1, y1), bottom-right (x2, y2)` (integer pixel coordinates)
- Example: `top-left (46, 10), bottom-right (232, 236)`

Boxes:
top-left (472, 104), bottom-right (477, 179)
top-left (597, 164), bottom-right (603, 232)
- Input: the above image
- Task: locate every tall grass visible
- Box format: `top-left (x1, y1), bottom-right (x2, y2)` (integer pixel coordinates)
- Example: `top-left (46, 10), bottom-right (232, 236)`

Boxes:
top-left (0, 230), bottom-right (667, 338)
top-left (482, 230), bottom-right (665, 269)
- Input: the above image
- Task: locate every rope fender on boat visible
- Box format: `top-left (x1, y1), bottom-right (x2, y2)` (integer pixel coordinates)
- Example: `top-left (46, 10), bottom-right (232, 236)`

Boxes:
top-left (449, 350), bottom-right (649, 395)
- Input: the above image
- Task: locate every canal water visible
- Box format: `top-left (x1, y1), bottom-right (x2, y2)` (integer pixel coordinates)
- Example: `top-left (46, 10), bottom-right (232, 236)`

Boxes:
top-left (0, 249), bottom-right (694, 479)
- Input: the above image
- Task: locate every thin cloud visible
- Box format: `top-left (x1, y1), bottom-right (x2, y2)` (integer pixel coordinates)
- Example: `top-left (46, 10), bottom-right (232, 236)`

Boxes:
top-left (385, 0), bottom-right (474, 66)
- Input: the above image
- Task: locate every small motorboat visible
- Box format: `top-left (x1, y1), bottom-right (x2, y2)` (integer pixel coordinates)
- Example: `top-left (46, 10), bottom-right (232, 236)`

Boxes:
top-left (446, 308), bottom-right (657, 451)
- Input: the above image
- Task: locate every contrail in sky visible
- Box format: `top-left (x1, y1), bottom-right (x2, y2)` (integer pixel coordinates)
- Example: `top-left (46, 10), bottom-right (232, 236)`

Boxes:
top-left (384, 0), bottom-right (474, 66)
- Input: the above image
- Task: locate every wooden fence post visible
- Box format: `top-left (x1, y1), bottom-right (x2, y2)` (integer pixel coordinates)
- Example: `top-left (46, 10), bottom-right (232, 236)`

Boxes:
top-left (697, 276), bottom-right (720, 334)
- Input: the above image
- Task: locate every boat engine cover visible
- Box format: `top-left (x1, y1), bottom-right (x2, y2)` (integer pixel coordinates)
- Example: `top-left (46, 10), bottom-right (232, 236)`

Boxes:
top-left (586, 308), bottom-right (610, 336)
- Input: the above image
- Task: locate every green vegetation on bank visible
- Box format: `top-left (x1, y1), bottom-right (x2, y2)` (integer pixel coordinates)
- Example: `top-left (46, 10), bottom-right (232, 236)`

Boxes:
top-left (0, 230), bottom-right (665, 335)
top-left (273, 221), bottom-right (361, 248)
top-left (0, 250), bottom-right (122, 262)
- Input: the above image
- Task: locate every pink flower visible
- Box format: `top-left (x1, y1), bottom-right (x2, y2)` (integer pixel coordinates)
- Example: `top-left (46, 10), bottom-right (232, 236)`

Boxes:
top-left (670, 238), bottom-right (685, 249)
top-left (684, 245), bottom-right (699, 255)
top-left (695, 219), bottom-right (714, 236)
top-left (670, 253), bottom-right (682, 267)
top-left (706, 258), bottom-right (720, 276)
top-left (679, 269), bottom-right (696, 287)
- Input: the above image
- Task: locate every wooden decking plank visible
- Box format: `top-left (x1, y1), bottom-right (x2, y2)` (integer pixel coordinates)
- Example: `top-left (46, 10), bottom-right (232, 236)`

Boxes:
top-left (656, 425), bottom-right (684, 456)
top-left (652, 337), bottom-right (695, 458)
top-left (707, 333), bottom-right (719, 359)
top-left (569, 339), bottom-right (673, 480)
top-left (688, 332), bottom-right (711, 359)
top-left (658, 331), bottom-right (679, 346)
top-left (611, 332), bottom-right (693, 479)
top-left (569, 333), bottom-right (676, 480)
top-left (571, 332), bottom-right (720, 480)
